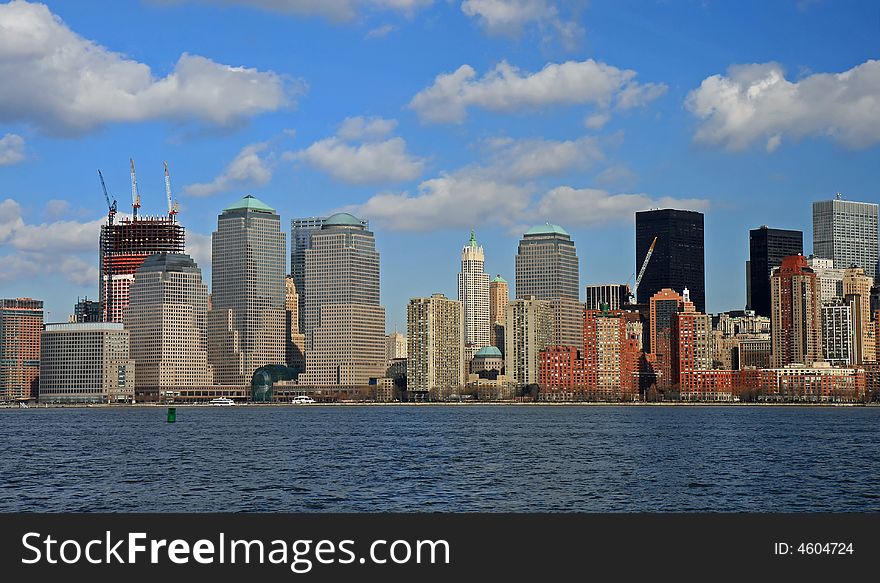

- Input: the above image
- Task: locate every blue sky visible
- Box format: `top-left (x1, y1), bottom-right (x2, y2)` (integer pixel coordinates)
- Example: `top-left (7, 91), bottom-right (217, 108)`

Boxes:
top-left (0, 0), bottom-right (878, 331)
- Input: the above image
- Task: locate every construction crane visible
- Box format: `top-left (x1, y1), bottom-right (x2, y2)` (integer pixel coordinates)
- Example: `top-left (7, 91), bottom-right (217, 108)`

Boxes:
top-left (97, 169), bottom-right (117, 225)
top-left (130, 158), bottom-right (141, 219)
top-left (630, 236), bottom-right (658, 304)
top-left (164, 161), bottom-right (180, 219)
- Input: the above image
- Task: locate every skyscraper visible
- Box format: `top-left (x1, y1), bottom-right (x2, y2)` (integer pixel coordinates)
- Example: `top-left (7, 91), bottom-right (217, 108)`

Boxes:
top-left (208, 195), bottom-right (286, 385)
top-left (636, 209), bottom-right (705, 313)
top-left (299, 212), bottom-right (385, 386)
top-left (285, 276), bottom-right (306, 371)
top-left (770, 255), bottom-right (823, 367)
top-left (291, 215), bottom-right (369, 333)
top-left (843, 266), bottom-right (876, 364)
top-left (504, 296), bottom-right (553, 387)
top-left (407, 294), bottom-right (465, 399)
top-left (806, 256), bottom-right (844, 303)
top-left (458, 231), bottom-right (490, 361)
top-left (0, 298), bottom-right (43, 402)
top-left (489, 275), bottom-right (509, 351)
top-left (125, 253), bottom-right (213, 401)
top-left (515, 224), bottom-right (581, 347)
top-left (747, 226), bottom-right (803, 317)
top-left (813, 196), bottom-right (879, 281)
top-left (583, 308), bottom-right (641, 400)
top-left (648, 288), bottom-right (687, 387)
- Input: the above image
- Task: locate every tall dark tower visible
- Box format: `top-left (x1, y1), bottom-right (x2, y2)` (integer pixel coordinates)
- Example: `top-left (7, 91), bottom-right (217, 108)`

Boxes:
top-left (747, 226), bottom-right (803, 317)
top-left (635, 209), bottom-right (705, 313)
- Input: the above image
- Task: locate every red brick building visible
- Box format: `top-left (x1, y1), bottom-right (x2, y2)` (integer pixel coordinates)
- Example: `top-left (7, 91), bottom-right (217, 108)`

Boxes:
top-left (0, 298), bottom-right (43, 402)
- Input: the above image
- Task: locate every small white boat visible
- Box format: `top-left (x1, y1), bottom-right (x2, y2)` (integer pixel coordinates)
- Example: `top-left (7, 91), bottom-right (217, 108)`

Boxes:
top-left (291, 395), bottom-right (315, 404)
top-left (209, 397), bottom-right (235, 406)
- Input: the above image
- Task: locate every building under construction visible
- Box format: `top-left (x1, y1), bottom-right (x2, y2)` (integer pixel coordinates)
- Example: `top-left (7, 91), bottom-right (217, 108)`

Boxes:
top-left (98, 160), bottom-right (184, 323)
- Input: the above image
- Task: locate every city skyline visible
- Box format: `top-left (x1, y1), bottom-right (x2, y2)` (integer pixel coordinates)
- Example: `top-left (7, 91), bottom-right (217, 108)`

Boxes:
top-left (0, 1), bottom-right (879, 333)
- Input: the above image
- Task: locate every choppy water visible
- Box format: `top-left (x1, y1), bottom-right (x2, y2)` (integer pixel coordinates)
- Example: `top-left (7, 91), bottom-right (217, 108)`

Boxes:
top-left (1, 405), bottom-right (879, 512)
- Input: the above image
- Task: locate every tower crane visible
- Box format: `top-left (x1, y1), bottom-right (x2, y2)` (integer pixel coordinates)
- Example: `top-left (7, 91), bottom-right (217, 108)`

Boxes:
top-left (164, 161), bottom-right (180, 219)
top-left (630, 236), bottom-right (658, 304)
top-left (97, 170), bottom-right (117, 225)
top-left (130, 158), bottom-right (141, 219)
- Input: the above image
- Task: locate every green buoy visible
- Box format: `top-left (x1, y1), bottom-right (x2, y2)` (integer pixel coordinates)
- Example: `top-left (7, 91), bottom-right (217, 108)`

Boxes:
top-left (167, 407), bottom-right (176, 423)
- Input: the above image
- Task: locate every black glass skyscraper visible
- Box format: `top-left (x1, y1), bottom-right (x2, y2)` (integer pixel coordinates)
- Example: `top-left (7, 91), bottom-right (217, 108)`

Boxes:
top-left (635, 209), bottom-right (705, 313)
top-left (746, 226), bottom-right (803, 317)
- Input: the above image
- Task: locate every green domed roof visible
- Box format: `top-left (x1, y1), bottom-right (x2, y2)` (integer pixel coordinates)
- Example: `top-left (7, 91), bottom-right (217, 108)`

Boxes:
top-left (491, 275), bottom-right (507, 283)
top-left (474, 346), bottom-right (503, 358)
top-left (323, 212), bottom-right (364, 228)
top-left (223, 195), bottom-right (275, 213)
top-left (524, 223), bottom-right (569, 237)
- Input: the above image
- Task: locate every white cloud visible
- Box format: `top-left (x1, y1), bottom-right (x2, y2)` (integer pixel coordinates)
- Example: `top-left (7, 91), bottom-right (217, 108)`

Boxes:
top-left (289, 117), bottom-right (424, 185)
top-left (483, 135), bottom-right (604, 179)
top-left (461, 0), bottom-right (583, 49)
top-left (350, 171), bottom-right (532, 231)
top-left (0, 1), bottom-right (295, 135)
top-left (183, 143), bottom-right (273, 197)
top-left (409, 59), bottom-right (666, 123)
top-left (584, 112), bottom-right (610, 130)
top-left (336, 116), bottom-right (397, 141)
top-left (185, 231), bottom-right (212, 270)
top-left (535, 186), bottom-right (709, 226)
top-left (0, 197), bottom-right (103, 285)
top-left (366, 24), bottom-right (397, 39)
top-left (44, 199), bottom-right (70, 219)
top-left (595, 164), bottom-right (638, 190)
top-left (0, 133), bottom-right (26, 165)
top-left (686, 59), bottom-right (880, 150)
top-left (158, 0), bottom-right (433, 22)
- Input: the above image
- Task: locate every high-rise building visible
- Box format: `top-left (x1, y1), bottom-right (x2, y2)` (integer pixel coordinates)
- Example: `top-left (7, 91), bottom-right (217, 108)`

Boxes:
top-left (458, 231), bottom-right (490, 361)
top-left (489, 275), bottom-right (509, 351)
top-left (208, 195), bottom-right (286, 385)
top-left (504, 296), bottom-right (553, 387)
top-left (515, 224), bottom-right (581, 347)
top-left (747, 226), bottom-right (803, 316)
top-left (671, 310), bottom-right (713, 382)
top-left (385, 332), bottom-right (407, 363)
top-left (821, 300), bottom-right (853, 366)
top-left (126, 252), bottom-right (213, 401)
top-left (39, 322), bottom-right (134, 403)
top-left (770, 255), bottom-right (823, 367)
top-left (844, 266), bottom-right (876, 364)
top-left (585, 284), bottom-right (631, 311)
top-left (406, 294), bottom-right (465, 398)
top-left (291, 215), bottom-right (369, 333)
top-left (806, 257), bottom-right (844, 303)
top-left (636, 209), bottom-right (705, 313)
top-left (285, 276), bottom-right (306, 371)
top-left (99, 216), bottom-right (184, 323)
top-left (583, 308), bottom-right (640, 400)
top-left (813, 196), bottom-right (879, 282)
top-left (649, 288), bottom-right (688, 387)
top-left (299, 212), bottom-right (385, 386)
top-left (74, 297), bottom-right (102, 323)
top-left (0, 298), bottom-right (43, 402)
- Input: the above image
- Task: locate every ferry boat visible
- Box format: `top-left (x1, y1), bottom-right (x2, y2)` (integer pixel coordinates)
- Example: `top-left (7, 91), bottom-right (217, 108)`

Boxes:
top-left (291, 395), bottom-right (315, 404)
top-left (209, 397), bottom-right (235, 406)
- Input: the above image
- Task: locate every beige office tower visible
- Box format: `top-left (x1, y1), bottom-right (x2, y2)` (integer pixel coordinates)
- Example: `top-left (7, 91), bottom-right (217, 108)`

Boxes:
top-left (843, 266), bottom-right (876, 364)
top-left (407, 294), bottom-right (465, 398)
top-left (458, 231), bottom-right (490, 362)
top-left (770, 255), bottom-right (823, 367)
top-left (285, 276), bottom-right (306, 370)
top-left (489, 275), bottom-right (509, 351)
top-left (806, 257), bottom-right (845, 302)
top-left (126, 252), bottom-right (213, 401)
top-left (386, 332), bottom-right (407, 363)
top-left (515, 224), bottom-right (582, 347)
top-left (208, 196), bottom-right (286, 385)
top-left (299, 213), bottom-right (386, 385)
top-left (504, 296), bottom-right (554, 387)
